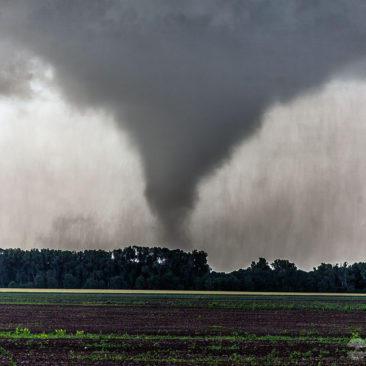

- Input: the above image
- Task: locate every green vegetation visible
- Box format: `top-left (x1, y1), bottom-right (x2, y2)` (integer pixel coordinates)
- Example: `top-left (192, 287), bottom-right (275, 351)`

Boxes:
top-left (1, 246), bottom-right (366, 292)
top-left (0, 327), bottom-right (353, 365)
top-left (2, 291), bottom-right (366, 314)
top-left (0, 327), bottom-right (351, 345)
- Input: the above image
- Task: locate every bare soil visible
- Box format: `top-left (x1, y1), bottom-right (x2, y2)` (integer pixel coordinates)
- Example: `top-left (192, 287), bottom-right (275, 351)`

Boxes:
top-left (0, 295), bottom-right (363, 365)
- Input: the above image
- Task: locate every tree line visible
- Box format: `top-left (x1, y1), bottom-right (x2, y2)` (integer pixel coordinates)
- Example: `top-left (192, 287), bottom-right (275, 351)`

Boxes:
top-left (0, 247), bottom-right (365, 292)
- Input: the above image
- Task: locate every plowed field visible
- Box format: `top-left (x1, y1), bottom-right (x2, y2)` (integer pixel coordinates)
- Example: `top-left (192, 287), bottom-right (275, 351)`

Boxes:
top-left (0, 292), bottom-right (364, 365)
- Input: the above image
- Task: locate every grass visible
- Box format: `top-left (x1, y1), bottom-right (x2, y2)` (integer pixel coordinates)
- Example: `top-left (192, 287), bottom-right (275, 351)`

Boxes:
top-left (1, 291), bottom-right (366, 312)
top-left (1, 288), bottom-right (366, 297)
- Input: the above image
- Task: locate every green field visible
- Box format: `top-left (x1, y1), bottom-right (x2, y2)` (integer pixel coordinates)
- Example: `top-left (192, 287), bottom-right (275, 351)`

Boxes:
top-left (0, 290), bottom-right (366, 311)
top-left (2, 288), bottom-right (366, 296)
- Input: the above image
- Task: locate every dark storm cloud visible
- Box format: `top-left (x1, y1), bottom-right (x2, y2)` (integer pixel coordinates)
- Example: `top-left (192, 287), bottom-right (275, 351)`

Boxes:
top-left (0, 40), bottom-right (34, 98)
top-left (1, 0), bottom-right (366, 246)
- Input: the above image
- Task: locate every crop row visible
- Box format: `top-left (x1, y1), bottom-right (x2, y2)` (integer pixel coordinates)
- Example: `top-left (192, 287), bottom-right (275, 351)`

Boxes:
top-left (0, 330), bottom-right (356, 365)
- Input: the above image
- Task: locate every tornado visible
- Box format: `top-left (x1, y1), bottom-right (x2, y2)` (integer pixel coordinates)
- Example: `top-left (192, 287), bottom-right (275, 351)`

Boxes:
top-left (1, 0), bottom-right (366, 246)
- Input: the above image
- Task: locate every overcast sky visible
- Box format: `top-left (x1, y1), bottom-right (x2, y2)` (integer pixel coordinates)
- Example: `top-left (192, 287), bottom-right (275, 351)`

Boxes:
top-left (1, 1), bottom-right (366, 271)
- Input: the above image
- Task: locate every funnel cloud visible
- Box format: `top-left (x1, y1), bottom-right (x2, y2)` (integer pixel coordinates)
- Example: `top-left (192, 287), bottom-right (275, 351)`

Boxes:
top-left (1, 1), bottom-right (366, 248)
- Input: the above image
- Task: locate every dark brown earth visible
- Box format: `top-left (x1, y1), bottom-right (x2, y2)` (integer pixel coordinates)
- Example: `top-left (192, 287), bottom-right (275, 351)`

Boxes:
top-left (0, 295), bottom-right (363, 365)
top-left (0, 303), bottom-right (365, 336)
